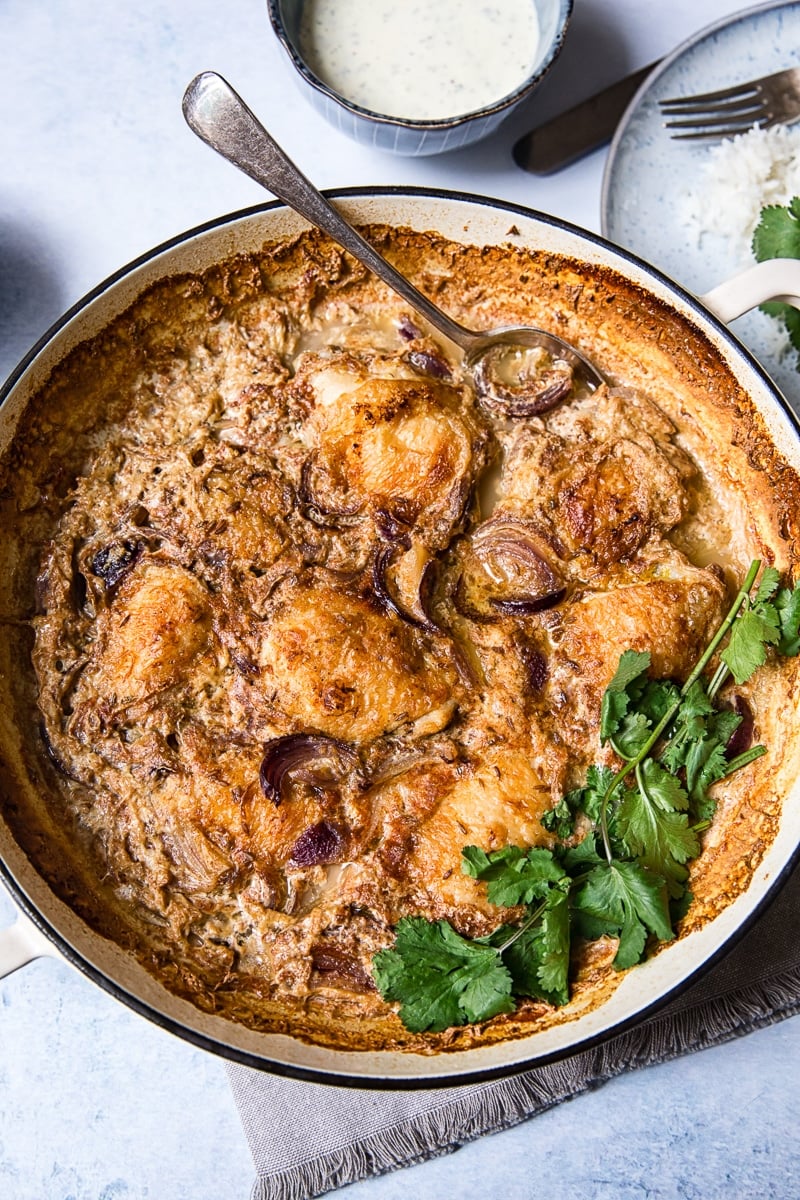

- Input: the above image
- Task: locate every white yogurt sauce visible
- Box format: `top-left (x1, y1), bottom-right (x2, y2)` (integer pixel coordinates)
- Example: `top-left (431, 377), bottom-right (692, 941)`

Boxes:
top-left (298, 0), bottom-right (542, 121)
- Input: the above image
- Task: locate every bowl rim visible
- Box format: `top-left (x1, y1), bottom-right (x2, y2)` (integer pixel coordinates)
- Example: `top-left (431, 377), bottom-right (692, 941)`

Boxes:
top-left (2, 185), bottom-right (799, 1088)
top-left (265, 0), bottom-right (574, 131)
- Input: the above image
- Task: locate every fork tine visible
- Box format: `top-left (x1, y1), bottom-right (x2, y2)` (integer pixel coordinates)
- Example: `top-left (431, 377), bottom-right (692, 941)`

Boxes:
top-left (669, 113), bottom-right (785, 141)
top-left (660, 81), bottom-right (760, 108)
top-left (660, 95), bottom-right (765, 118)
top-left (658, 66), bottom-right (800, 142)
top-left (664, 113), bottom-right (767, 135)
top-left (669, 125), bottom-right (766, 141)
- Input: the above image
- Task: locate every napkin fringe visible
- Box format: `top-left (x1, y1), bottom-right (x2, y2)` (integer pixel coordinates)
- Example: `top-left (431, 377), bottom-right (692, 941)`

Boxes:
top-left (249, 965), bottom-right (800, 1200)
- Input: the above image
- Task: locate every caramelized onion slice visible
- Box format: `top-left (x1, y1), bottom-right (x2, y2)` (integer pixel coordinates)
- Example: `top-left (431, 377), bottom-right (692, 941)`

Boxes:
top-left (299, 457), bottom-right (363, 528)
top-left (311, 943), bottom-right (376, 992)
top-left (90, 539), bottom-right (143, 591)
top-left (490, 590), bottom-right (566, 615)
top-left (516, 641), bottom-right (549, 693)
top-left (726, 695), bottom-right (754, 759)
top-left (259, 734), bottom-right (359, 805)
top-left (372, 544), bottom-right (441, 634)
top-left (405, 349), bottom-right (452, 380)
top-left (289, 820), bottom-right (345, 867)
top-left (474, 345), bottom-right (574, 418)
top-left (459, 518), bottom-right (567, 617)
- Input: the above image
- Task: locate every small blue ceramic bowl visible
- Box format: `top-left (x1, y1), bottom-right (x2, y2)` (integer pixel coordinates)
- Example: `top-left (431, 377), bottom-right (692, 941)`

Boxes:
top-left (267, 0), bottom-right (573, 156)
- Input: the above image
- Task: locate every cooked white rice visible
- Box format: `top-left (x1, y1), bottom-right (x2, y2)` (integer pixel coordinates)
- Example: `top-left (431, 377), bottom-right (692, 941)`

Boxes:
top-left (682, 124), bottom-right (800, 363)
top-left (683, 124), bottom-right (800, 260)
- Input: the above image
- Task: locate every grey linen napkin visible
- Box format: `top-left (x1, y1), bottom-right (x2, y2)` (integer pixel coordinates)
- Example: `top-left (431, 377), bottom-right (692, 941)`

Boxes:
top-left (227, 862), bottom-right (800, 1200)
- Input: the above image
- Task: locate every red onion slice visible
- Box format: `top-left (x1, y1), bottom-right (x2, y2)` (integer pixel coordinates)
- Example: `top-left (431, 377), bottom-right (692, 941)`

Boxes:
top-left (405, 349), bottom-right (452, 380)
top-left (259, 734), bottom-right (358, 806)
top-left (474, 347), bottom-right (574, 418)
top-left (456, 518), bottom-right (567, 619)
top-left (490, 589), bottom-right (566, 616)
top-left (289, 820), bottom-right (344, 867)
top-left (371, 544), bottom-right (441, 635)
top-left (398, 316), bottom-right (421, 342)
top-left (725, 696), bottom-right (754, 759)
top-left (374, 507), bottom-right (413, 545)
top-left (299, 458), bottom-right (363, 528)
top-left (90, 539), bottom-right (143, 591)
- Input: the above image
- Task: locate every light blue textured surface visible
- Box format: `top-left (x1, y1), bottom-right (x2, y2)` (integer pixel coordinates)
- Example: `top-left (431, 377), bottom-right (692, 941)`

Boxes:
top-left (603, 0), bottom-right (800, 409)
top-left (2, 2), bottom-right (799, 1198)
top-left (3, 905), bottom-right (800, 1199)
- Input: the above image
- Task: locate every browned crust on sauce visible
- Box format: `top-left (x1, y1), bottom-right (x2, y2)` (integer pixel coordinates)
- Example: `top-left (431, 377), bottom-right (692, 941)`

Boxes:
top-left (0, 226), bottom-right (798, 1054)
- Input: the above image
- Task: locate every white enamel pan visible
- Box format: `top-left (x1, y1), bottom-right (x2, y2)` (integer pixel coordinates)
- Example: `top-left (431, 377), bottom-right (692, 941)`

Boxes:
top-left (1, 189), bottom-right (800, 1087)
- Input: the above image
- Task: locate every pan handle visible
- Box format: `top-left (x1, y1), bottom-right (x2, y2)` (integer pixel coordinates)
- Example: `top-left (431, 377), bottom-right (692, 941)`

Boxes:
top-left (0, 908), bottom-right (56, 979)
top-left (700, 258), bottom-right (800, 324)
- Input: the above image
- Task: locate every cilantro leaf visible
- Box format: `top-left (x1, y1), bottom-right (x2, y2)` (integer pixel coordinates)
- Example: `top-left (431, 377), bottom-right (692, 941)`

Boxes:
top-left (543, 765), bottom-right (616, 838)
top-left (501, 925), bottom-right (552, 1000)
top-left (581, 765), bottom-right (617, 822)
top-left (600, 650), bottom-right (651, 743)
top-left (659, 682), bottom-right (715, 771)
top-left (612, 710), bottom-right (652, 760)
top-left (501, 890), bottom-right (571, 1007)
top-left (669, 888), bottom-right (694, 925)
top-left (571, 909), bottom-right (621, 942)
top-left (372, 917), bottom-right (514, 1032)
top-left (753, 199), bottom-right (800, 362)
top-left (685, 709), bottom-right (739, 794)
top-left (462, 844), bottom-right (566, 907)
top-left (692, 740), bottom-right (730, 799)
top-left (639, 758), bottom-right (689, 812)
top-left (615, 772), bottom-right (697, 895)
top-left (753, 197), bottom-right (800, 261)
top-left (637, 679), bottom-right (681, 727)
top-left (536, 889), bottom-right (571, 1003)
top-left (755, 566), bottom-right (781, 604)
top-left (678, 678), bottom-right (715, 722)
top-left (573, 860), bottom-right (673, 968)
top-left (720, 606), bottom-right (779, 684)
top-left (775, 584), bottom-right (800, 656)
top-left (616, 910), bottom-right (649, 969)
top-left (559, 832), bottom-right (604, 873)
top-left (540, 795), bottom-right (576, 840)
top-left (605, 649), bottom-right (653, 693)
top-left (660, 691), bottom-right (741, 814)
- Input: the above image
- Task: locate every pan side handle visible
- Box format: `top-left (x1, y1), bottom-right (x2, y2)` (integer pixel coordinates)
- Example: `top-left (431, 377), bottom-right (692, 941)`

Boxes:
top-left (701, 258), bottom-right (800, 324)
top-left (0, 908), bottom-right (56, 979)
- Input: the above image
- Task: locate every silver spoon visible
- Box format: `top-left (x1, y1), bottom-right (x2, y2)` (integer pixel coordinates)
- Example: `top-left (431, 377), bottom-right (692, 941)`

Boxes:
top-left (182, 72), bottom-right (604, 409)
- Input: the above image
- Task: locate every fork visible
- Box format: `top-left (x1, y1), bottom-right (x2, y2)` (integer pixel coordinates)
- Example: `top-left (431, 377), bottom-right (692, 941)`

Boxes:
top-left (659, 66), bottom-right (800, 140)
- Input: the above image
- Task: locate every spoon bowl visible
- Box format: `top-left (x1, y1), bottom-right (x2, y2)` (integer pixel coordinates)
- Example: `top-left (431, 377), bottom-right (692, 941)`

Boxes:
top-left (182, 72), bottom-right (604, 411)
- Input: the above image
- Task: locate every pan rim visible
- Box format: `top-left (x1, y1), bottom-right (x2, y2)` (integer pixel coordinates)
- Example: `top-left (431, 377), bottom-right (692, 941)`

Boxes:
top-left (2, 185), bottom-right (799, 1087)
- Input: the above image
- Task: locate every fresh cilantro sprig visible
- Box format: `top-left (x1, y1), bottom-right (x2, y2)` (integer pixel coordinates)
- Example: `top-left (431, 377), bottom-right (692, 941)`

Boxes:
top-left (372, 848), bottom-right (571, 1028)
top-left (371, 916), bottom-right (515, 1032)
top-left (573, 858), bottom-right (674, 970)
top-left (372, 560), bottom-right (800, 1032)
top-left (752, 196), bottom-right (800, 363)
top-left (595, 559), bottom-right (769, 861)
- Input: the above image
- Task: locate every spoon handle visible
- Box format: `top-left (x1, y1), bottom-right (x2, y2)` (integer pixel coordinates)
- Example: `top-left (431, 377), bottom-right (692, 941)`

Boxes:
top-left (182, 72), bottom-right (475, 353)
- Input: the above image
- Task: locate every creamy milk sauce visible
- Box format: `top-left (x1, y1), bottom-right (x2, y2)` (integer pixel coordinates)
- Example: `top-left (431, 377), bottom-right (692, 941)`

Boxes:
top-left (299, 0), bottom-right (542, 121)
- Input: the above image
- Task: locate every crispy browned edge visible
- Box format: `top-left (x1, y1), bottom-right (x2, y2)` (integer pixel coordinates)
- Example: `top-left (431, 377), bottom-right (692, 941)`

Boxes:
top-left (0, 225), bottom-right (798, 1055)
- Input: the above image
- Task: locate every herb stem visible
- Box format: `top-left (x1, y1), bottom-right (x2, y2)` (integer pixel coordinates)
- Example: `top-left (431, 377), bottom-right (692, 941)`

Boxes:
top-left (496, 898), bottom-right (548, 954)
top-left (719, 744), bottom-right (768, 777)
top-left (707, 660), bottom-right (731, 701)
top-left (598, 559), bottom-right (761, 863)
